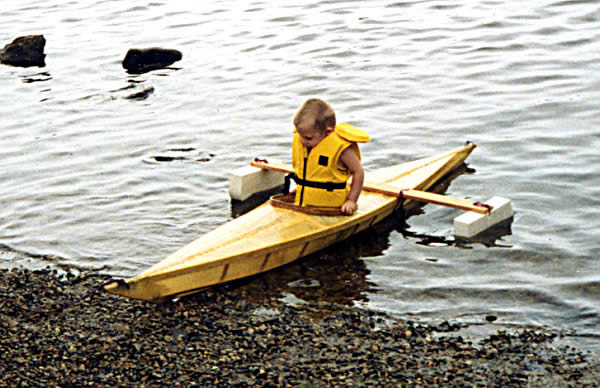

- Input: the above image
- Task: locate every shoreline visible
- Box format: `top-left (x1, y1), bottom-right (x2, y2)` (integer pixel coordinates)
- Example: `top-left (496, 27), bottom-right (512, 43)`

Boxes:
top-left (1, 268), bottom-right (598, 386)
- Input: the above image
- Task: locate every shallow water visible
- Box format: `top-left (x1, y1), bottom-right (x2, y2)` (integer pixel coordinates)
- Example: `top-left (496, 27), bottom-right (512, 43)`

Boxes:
top-left (1, 1), bottom-right (599, 352)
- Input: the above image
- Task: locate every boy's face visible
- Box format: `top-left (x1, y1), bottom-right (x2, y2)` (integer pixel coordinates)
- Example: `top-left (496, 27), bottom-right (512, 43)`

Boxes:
top-left (296, 126), bottom-right (332, 148)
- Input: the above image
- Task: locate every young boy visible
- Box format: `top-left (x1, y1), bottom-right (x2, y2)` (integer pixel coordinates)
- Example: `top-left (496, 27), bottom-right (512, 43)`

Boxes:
top-left (291, 98), bottom-right (369, 216)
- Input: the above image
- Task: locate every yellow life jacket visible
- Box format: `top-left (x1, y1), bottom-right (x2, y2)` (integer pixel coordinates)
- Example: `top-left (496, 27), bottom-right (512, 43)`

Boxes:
top-left (292, 123), bottom-right (369, 208)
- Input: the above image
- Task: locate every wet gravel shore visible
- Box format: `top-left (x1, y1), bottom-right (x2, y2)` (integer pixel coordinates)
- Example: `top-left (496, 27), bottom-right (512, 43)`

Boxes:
top-left (1, 268), bottom-right (598, 387)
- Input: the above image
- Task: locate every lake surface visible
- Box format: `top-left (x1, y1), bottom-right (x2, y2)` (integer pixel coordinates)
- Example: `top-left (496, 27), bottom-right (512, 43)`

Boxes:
top-left (1, 1), bottom-right (598, 353)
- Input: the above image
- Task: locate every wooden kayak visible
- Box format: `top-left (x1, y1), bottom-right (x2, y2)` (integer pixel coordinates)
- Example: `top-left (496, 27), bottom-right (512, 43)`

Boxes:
top-left (104, 143), bottom-right (476, 302)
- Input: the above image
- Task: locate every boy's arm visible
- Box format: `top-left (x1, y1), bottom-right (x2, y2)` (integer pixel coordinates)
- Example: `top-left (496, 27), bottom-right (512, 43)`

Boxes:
top-left (339, 147), bottom-right (364, 215)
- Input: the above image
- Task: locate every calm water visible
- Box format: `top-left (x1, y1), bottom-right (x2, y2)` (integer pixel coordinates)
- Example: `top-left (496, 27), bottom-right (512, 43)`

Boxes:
top-left (1, 1), bottom-right (599, 352)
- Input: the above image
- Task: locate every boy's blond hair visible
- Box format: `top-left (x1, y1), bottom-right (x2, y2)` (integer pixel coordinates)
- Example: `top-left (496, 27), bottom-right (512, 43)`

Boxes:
top-left (293, 98), bottom-right (336, 133)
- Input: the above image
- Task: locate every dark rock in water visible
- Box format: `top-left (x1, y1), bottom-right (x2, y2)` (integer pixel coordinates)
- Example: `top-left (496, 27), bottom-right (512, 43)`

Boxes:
top-left (122, 48), bottom-right (182, 74)
top-left (0, 35), bottom-right (46, 67)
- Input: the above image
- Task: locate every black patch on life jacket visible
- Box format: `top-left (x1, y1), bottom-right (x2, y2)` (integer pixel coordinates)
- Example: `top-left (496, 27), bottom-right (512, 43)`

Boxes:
top-left (318, 155), bottom-right (329, 166)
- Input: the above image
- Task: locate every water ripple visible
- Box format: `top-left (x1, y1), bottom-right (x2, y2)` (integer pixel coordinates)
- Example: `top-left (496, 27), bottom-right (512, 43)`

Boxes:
top-left (1, 0), bottom-right (599, 352)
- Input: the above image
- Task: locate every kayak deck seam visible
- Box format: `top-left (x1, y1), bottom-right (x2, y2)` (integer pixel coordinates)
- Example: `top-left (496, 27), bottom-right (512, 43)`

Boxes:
top-left (381, 149), bottom-right (461, 186)
top-left (144, 210), bottom-right (294, 275)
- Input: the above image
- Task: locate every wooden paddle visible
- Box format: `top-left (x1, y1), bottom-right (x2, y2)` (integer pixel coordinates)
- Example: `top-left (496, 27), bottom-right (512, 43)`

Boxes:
top-left (250, 160), bottom-right (492, 214)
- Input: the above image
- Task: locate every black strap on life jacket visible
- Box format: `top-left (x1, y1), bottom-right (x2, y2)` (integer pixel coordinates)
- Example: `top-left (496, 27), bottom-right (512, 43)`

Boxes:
top-left (286, 173), bottom-right (347, 192)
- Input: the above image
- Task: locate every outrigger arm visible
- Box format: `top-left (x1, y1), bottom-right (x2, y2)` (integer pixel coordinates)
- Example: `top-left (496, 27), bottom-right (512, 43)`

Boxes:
top-left (229, 159), bottom-right (513, 238)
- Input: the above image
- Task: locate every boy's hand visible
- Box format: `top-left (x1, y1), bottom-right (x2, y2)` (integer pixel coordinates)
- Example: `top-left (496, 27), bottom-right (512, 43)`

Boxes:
top-left (341, 200), bottom-right (357, 215)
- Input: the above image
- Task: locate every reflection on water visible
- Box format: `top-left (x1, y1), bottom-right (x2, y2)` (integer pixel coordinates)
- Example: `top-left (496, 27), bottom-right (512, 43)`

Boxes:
top-left (397, 216), bottom-right (513, 249)
top-left (453, 218), bottom-right (513, 248)
top-left (20, 72), bottom-right (52, 83)
top-left (213, 226), bottom-right (386, 308)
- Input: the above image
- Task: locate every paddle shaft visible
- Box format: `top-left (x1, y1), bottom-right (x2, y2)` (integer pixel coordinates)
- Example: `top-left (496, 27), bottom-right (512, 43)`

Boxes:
top-left (250, 160), bottom-right (491, 214)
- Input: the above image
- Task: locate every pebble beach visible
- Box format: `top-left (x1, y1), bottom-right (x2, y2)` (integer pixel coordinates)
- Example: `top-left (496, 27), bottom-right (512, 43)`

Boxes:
top-left (1, 268), bottom-right (598, 387)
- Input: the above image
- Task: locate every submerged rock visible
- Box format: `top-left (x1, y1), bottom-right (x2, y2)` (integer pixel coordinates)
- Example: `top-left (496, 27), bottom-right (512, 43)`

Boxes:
top-left (0, 35), bottom-right (46, 67)
top-left (122, 48), bottom-right (182, 74)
